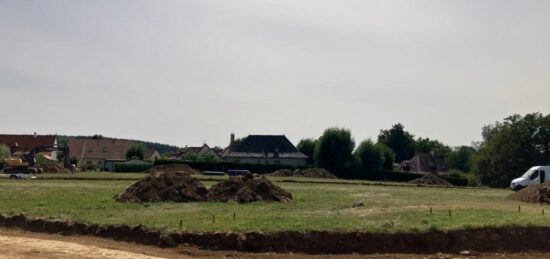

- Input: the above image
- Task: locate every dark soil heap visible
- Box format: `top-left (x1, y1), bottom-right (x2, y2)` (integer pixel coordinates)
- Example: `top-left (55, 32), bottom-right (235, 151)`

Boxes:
top-left (510, 182), bottom-right (550, 203)
top-left (144, 164), bottom-right (200, 175)
top-left (409, 174), bottom-right (452, 186)
top-left (115, 170), bottom-right (208, 203)
top-left (208, 173), bottom-right (292, 203)
top-left (268, 168), bottom-right (337, 179)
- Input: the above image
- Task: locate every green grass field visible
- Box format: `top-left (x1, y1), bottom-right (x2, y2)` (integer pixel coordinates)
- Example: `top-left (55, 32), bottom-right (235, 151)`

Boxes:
top-left (0, 173), bottom-right (547, 233)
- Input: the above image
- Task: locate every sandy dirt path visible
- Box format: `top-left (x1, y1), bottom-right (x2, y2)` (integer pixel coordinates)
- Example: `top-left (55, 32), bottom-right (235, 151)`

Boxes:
top-left (2, 228), bottom-right (550, 259)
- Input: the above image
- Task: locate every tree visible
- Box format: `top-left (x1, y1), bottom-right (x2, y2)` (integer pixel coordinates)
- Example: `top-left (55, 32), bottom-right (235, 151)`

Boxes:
top-left (0, 144), bottom-right (10, 164)
top-left (126, 143), bottom-right (146, 160)
top-left (377, 143), bottom-right (396, 171)
top-left (354, 140), bottom-right (384, 173)
top-left (91, 134), bottom-right (103, 140)
top-left (474, 113), bottom-right (550, 187)
top-left (415, 137), bottom-right (451, 160)
top-left (297, 138), bottom-right (317, 164)
top-left (378, 123), bottom-right (416, 163)
top-left (314, 128), bottom-right (355, 168)
top-left (446, 146), bottom-right (476, 172)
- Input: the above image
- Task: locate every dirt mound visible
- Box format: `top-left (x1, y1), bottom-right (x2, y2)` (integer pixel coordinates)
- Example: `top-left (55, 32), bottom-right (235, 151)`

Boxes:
top-left (39, 164), bottom-right (70, 174)
top-left (115, 171), bottom-right (208, 203)
top-left (509, 182), bottom-right (550, 203)
top-left (145, 164), bottom-right (200, 175)
top-left (208, 173), bottom-right (292, 203)
top-left (409, 174), bottom-right (452, 186)
top-left (268, 168), bottom-right (337, 179)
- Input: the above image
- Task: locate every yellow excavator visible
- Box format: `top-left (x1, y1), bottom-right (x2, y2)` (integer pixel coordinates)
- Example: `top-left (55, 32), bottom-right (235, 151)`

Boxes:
top-left (2, 145), bottom-right (64, 174)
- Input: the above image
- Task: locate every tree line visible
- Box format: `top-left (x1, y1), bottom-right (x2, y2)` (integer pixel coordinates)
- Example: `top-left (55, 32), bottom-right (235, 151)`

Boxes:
top-left (297, 112), bottom-right (550, 187)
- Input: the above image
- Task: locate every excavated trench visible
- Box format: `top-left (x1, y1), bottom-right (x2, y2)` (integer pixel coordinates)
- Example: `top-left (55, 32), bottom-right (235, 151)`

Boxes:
top-left (2, 213), bottom-right (550, 254)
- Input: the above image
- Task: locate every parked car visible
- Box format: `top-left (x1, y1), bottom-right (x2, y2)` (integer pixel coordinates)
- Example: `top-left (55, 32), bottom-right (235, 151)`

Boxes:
top-left (510, 166), bottom-right (550, 191)
top-left (0, 170), bottom-right (37, 179)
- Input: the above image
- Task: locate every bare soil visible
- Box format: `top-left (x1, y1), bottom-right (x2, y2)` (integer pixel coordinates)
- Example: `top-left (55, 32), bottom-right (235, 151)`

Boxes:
top-left (115, 171), bottom-right (208, 203)
top-left (269, 168), bottom-right (337, 179)
top-left (409, 174), bottom-right (452, 186)
top-left (39, 163), bottom-right (70, 173)
top-left (208, 173), bottom-right (293, 203)
top-left (509, 182), bottom-right (550, 203)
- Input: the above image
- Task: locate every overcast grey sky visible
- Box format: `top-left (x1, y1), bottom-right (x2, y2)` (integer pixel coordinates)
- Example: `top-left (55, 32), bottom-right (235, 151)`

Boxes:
top-left (1, 0), bottom-right (549, 148)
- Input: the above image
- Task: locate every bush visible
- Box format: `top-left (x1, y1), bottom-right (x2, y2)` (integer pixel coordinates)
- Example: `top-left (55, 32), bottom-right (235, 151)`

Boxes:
top-left (114, 162), bottom-right (152, 172)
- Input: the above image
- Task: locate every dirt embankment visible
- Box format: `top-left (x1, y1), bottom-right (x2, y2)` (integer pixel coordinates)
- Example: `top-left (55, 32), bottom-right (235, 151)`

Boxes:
top-left (409, 174), bottom-right (452, 186)
top-left (115, 171), bottom-right (209, 203)
top-left (268, 168), bottom-right (337, 179)
top-left (208, 174), bottom-right (292, 203)
top-left (116, 168), bottom-right (292, 203)
top-left (4, 213), bottom-right (550, 254)
top-left (39, 164), bottom-right (71, 174)
top-left (510, 182), bottom-right (550, 203)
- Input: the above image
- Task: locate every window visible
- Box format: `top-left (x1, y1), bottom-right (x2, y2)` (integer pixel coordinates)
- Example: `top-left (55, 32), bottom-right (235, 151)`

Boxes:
top-left (103, 147), bottom-right (107, 152)
top-left (530, 170), bottom-right (539, 180)
top-left (88, 147), bottom-right (94, 152)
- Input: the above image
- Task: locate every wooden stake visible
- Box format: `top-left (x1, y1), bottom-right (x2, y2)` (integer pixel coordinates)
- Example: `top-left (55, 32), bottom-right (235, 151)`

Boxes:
top-left (179, 220), bottom-right (183, 230)
top-left (233, 212), bottom-right (236, 220)
top-left (543, 209), bottom-right (545, 216)
top-left (518, 205), bottom-right (521, 213)
top-left (448, 210), bottom-right (452, 218)
top-left (430, 207), bottom-right (433, 215)
top-left (212, 215), bottom-right (215, 224)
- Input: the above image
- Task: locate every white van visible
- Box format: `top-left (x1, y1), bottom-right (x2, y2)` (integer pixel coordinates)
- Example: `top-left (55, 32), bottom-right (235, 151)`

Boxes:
top-left (510, 166), bottom-right (550, 191)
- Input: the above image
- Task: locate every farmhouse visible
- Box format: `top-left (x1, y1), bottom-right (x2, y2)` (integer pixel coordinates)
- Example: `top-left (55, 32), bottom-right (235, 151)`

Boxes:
top-left (177, 144), bottom-right (224, 162)
top-left (397, 152), bottom-right (449, 175)
top-left (68, 138), bottom-right (135, 171)
top-left (222, 134), bottom-right (308, 166)
top-left (0, 134), bottom-right (58, 159)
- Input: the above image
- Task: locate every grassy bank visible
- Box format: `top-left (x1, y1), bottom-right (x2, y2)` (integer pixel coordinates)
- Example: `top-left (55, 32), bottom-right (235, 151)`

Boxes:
top-left (0, 176), bottom-right (544, 233)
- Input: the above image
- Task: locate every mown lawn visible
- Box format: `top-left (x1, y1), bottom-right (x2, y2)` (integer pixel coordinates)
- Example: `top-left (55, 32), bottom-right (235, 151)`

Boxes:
top-left (0, 176), bottom-right (547, 233)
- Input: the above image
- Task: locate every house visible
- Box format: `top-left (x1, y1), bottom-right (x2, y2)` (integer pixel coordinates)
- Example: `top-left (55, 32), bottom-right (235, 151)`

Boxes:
top-left (176, 144), bottom-right (224, 162)
top-left (144, 149), bottom-right (161, 160)
top-left (221, 134), bottom-right (308, 166)
top-left (397, 152), bottom-right (449, 175)
top-left (68, 138), bottom-right (134, 171)
top-left (0, 134), bottom-right (58, 159)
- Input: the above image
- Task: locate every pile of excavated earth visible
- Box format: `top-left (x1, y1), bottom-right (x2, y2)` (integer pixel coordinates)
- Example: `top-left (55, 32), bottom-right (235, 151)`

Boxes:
top-left (116, 167), bottom-right (292, 204)
top-left (409, 174), bottom-right (453, 186)
top-left (268, 168), bottom-right (337, 179)
top-left (510, 182), bottom-right (550, 204)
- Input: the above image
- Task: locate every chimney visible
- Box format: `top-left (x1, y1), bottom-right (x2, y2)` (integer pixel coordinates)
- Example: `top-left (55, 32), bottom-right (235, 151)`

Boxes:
top-left (230, 133), bottom-right (235, 146)
top-left (33, 132), bottom-right (37, 138)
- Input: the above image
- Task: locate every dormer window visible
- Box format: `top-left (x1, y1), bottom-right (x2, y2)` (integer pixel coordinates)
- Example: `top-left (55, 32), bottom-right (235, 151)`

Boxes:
top-left (103, 147), bottom-right (107, 152)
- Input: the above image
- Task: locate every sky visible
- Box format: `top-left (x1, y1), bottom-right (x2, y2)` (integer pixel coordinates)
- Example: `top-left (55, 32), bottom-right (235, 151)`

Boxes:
top-left (1, 0), bottom-right (549, 148)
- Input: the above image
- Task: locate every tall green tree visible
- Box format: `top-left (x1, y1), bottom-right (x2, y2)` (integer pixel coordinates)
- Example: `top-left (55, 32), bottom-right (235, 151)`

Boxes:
top-left (0, 144), bottom-right (10, 164)
top-left (446, 146), bottom-right (476, 172)
top-left (126, 143), bottom-right (146, 160)
top-left (377, 143), bottom-right (396, 171)
top-left (297, 138), bottom-right (317, 164)
top-left (415, 137), bottom-right (451, 159)
top-left (354, 140), bottom-right (384, 173)
top-left (474, 113), bottom-right (550, 187)
top-left (314, 128), bottom-right (355, 168)
top-left (378, 123), bottom-right (416, 163)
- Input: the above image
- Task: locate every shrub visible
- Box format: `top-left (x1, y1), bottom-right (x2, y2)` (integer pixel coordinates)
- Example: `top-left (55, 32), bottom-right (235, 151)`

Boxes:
top-left (114, 162), bottom-right (152, 172)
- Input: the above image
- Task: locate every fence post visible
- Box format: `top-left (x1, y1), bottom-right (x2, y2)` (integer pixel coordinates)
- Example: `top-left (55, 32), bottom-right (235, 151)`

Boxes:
top-left (233, 212), bottom-right (236, 220)
top-left (430, 207), bottom-right (432, 215)
top-left (448, 210), bottom-right (452, 218)
top-left (518, 205), bottom-right (521, 213)
top-left (212, 214), bottom-right (215, 224)
top-left (179, 219), bottom-right (182, 230)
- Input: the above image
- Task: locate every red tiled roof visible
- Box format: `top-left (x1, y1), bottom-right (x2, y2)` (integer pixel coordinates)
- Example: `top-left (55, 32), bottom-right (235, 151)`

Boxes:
top-left (0, 134), bottom-right (57, 153)
top-left (68, 138), bottom-right (134, 161)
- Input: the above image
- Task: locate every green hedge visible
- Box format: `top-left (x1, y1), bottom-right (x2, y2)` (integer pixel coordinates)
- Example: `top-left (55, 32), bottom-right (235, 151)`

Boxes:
top-left (154, 159), bottom-right (468, 186)
top-left (114, 162), bottom-right (153, 172)
top-left (154, 159), bottom-right (309, 173)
